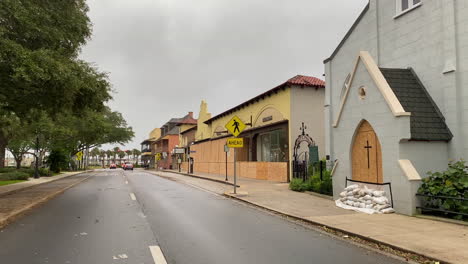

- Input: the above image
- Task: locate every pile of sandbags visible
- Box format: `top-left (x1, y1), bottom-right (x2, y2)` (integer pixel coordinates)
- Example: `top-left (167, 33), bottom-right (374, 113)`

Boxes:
top-left (335, 184), bottom-right (395, 214)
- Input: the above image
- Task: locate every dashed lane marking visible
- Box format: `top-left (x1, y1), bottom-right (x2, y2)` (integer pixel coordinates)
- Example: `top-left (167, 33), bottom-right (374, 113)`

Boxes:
top-left (129, 193), bottom-right (137, 201)
top-left (149, 246), bottom-right (167, 264)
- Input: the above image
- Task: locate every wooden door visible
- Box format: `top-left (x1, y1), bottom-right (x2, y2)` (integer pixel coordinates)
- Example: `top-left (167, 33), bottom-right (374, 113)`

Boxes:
top-left (352, 121), bottom-right (383, 183)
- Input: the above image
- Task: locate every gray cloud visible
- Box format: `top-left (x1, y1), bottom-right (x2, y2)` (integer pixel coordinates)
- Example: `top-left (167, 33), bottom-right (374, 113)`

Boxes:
top-left (80, 0), bottom-right (368, 149)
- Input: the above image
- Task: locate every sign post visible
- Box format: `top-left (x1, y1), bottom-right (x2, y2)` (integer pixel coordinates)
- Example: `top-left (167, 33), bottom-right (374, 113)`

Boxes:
top-left (224, 144), bottom-right (229, 181)
top-left (225, 116), bottom-right (246, 194)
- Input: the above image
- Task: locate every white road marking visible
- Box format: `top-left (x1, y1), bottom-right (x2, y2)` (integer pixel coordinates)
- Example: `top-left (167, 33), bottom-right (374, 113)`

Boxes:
top-left (149, 246), bottom-right (167, 264)
top-left (130, 193), bottom-right (137, 201)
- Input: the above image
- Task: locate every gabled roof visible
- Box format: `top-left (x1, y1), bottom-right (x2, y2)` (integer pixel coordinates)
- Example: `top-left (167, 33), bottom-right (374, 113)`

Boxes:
top-left (205, 75), bottom-right (324, 124)
top-left (181, 125), bottom-right (197, 134)
top-left (380, 68), bottom-right (453, 141)
top-left (324, 3), bottom-right (370, 63)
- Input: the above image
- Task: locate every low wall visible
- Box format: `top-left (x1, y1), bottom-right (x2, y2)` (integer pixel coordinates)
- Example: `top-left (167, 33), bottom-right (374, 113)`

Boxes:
top-left (187, 161), bottom-right (288, 182)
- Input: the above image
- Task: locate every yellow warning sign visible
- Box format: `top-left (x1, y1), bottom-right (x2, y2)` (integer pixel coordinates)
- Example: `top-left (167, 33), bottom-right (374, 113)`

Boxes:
top-left (225, 115), bottom-right (246, 137)
top-left (155, 153), bottom-right (162, 161)
top-left (76, 151), bottom-right (83, 161)
top-left (227, 138), bottom-right (244, 148)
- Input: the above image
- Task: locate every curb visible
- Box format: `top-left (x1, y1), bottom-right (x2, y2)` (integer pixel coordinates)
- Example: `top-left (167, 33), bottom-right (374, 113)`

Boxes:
top-left (0, 170), bottom-right (92, 198)
top-left (160, 170), bottom-right (241, 188)
top-left (0, 174), bottom-right (92, 229)
top-left (223, 193), bottom-right (447, 264)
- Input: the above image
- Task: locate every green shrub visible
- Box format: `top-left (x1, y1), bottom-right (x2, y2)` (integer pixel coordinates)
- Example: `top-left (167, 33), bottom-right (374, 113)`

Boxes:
top-left (0, 171), bottom-right (30, 181)
top-left (0, 167), bottom-right (16, 173)
top-left (418, 160), bottom-right (468, 220)
top-left (289, 178), bottom-right (310, 192)
top-left (18, 168), bottom-right (35, 177)
top-left (38, 168), bottom-right (51, 177)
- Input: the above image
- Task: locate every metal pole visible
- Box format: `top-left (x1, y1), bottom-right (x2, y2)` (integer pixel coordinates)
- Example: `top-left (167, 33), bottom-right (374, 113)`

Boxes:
top-left (233, 148), bottom-right (237, 194)
top-left (34, 135), bottom-right (39, 179)
top-left (225, 147), bottom-right (228, 181)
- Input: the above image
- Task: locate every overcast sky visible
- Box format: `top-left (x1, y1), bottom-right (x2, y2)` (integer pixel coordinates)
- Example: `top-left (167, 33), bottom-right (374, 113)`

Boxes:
top-left (79, 0), bottom-right (368, 150)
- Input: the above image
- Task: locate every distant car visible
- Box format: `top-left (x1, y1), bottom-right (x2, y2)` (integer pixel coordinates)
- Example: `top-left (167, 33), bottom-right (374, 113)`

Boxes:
top-left (123, 162), bottom-right (134, 171)
top-left (110, 163), bottom-right (117, 169)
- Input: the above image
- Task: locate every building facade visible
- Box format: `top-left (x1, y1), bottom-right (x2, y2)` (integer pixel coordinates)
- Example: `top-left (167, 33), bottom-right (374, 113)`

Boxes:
top-left (324, 0), bottom-right (467, 215)
top-left (148, 112), bottom-right (197, 169)
top-left (188, 75), bottom-right (325, 182)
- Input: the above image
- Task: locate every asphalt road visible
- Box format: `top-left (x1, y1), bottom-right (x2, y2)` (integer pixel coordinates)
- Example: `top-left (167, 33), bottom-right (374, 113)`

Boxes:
top-left (0, 170), bottom-right (405, 264)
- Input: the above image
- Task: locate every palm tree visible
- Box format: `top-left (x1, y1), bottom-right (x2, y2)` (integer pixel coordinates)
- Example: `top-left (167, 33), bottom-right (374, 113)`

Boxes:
top-left (125, 150), bottom-right (132, 162)
top-left (90, 147), bottom-right (100, 165)
top-left (118, 151), bottom-right (126, 165)
top-left (113, 147), bottom-right (120, 163)
top-left (105, 150), bottom-right (112, 165)
top-left (99, 150), bottom-right (106, 167)
top-left (132, 149), bottom-right (141, 164)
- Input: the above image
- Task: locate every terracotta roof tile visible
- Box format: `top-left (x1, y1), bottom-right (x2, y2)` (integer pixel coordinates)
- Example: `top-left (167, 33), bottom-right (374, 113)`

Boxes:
top-left (286, 75), bottom-right (325, 87)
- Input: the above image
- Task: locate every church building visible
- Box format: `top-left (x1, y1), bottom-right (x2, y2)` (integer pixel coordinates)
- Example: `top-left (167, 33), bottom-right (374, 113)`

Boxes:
top-left (324, 1), bottom-right (467, 215)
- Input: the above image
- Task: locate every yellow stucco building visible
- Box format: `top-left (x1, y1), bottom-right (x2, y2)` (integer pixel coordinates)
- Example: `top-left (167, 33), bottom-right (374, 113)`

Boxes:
top-left (184, 75), bottom-right (325, 182)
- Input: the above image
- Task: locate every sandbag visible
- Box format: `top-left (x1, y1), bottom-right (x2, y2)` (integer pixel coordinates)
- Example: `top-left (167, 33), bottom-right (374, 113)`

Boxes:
top-left (373, 196), bottom-right (389, 205)
top-left (372, 190), bottom-right (386, 197)
top-left (381, 208), bottom-right (395, 214)
top-left (344, 184), bottom-right (359, 191)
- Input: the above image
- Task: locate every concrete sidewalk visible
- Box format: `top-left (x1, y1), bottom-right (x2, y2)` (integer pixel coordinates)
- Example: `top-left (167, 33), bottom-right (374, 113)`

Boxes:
top-left (0, 171), bottom-right (93, 229)
top-left (151, 169), bottom-right (468, 264)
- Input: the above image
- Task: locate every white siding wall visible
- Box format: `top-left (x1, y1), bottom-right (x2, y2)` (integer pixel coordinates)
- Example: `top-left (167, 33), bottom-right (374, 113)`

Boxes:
top-left (290, 86), bottom-right (326, 161)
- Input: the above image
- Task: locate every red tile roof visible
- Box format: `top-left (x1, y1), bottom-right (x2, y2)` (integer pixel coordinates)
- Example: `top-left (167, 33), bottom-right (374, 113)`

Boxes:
top-left (286, 75), bottom-right (325, 87)
top-left (205, 75), bottom-right (325, 124)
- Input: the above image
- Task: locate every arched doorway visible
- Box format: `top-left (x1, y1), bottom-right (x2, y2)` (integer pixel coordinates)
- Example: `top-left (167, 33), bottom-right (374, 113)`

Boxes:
top-left (352, 120), bottom-right (383, 183)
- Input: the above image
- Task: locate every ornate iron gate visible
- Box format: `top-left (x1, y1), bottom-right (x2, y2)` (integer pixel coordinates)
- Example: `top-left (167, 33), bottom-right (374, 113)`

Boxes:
top-left (292, 123), bottom-right (317, 180)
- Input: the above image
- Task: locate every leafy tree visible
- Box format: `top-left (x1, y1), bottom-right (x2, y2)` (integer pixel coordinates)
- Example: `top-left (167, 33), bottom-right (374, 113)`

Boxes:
top-left (0, 0), bottom-right (115, 168)
top-left (7, 134), bottom-right (34, 169)
top-left (47, 149), bottom-right (70, 173)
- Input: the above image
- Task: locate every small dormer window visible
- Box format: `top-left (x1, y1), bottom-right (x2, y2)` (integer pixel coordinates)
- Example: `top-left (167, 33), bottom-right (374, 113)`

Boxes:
top-left (396, 0), bottom-right (422, 17)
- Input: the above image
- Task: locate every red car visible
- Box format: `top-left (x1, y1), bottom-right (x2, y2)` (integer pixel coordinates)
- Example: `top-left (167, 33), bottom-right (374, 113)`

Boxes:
top-left (123, 162), bottom-right (134, 171)
top-left (110, 163), bottom-right (117, 169)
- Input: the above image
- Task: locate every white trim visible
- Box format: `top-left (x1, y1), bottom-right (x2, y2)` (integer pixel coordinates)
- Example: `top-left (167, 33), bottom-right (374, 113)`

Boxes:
top-left (394, 1), bottom-right (422, 19)
top-left (398, 159), bottom-right (422, 181)
top-left (330, 160), bottom-right (339, 176)
top-left (332, 51), bottom-right (410, 128)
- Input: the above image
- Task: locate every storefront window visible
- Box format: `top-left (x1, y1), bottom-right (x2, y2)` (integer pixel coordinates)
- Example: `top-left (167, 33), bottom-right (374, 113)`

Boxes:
top-left (257, 129), bottom-right (287, 162)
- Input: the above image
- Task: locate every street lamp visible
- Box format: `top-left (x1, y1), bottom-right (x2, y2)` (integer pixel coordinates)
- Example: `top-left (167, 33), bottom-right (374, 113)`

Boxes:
top-left (33, 133), bottom-right (39, 179)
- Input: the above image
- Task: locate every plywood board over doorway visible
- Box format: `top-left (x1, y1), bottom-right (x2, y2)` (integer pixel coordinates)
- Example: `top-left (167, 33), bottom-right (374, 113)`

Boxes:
top-left (352, 120), bottom-right (383, 183)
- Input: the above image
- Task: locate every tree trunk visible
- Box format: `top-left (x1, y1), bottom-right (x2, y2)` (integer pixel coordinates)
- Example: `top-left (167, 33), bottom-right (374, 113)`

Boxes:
top-left (0, 131), bottom-right (7, 168)
top-left (15, 157), bottom-right (22, 169)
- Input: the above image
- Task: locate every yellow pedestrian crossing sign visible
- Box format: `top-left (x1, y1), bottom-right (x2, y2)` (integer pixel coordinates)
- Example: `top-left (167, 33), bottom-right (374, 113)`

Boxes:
top-left (76, 151), bottom-right (83, 161)
top-left (227, 138), bottom-right (243, 148)
top-left (225, 115), bottom-right (246, 137)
